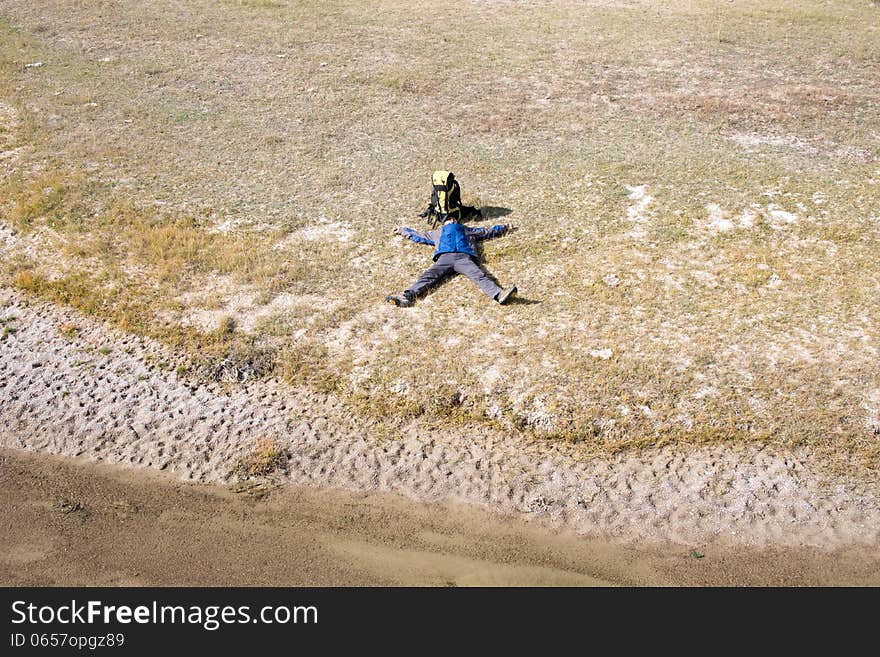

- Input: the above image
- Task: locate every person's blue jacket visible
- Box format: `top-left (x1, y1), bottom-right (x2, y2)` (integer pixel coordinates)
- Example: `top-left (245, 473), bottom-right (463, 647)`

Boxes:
top-left (398, 221), bottom-right (509, 261)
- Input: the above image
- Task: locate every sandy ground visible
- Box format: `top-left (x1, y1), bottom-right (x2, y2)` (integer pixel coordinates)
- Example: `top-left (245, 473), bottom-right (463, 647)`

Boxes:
top-left (2, 288), bottom-right (880, 558)
top-left (3, 448), bottom-right (879, 586)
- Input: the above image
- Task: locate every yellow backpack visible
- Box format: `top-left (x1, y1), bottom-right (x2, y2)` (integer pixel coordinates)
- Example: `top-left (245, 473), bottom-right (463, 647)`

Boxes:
top-left (427, 170), bottom-right (462, 226)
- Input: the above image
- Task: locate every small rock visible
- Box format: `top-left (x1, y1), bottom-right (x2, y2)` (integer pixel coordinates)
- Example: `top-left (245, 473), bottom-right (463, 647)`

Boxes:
top-left (603, 273), bottom-right (620, 287)
top-left (528, 496), bottom-right (553, 512)
top-left (58, 499), bottom-right (83, 514)
top-left (31, 360), bottom-right (42, 368)
top-left (25, 62), bottom-right (43, 68)
top-left (589, 348), bottom-right (613, 360)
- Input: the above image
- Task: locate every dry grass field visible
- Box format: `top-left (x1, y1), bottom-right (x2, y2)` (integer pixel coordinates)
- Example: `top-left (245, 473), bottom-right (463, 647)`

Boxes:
top-left (1, 1), bottom-right (878, 464)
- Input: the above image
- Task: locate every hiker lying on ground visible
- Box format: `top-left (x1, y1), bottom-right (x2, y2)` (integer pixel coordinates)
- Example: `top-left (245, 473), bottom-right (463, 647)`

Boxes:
top-left (385, 217), bottom-right (518, 307)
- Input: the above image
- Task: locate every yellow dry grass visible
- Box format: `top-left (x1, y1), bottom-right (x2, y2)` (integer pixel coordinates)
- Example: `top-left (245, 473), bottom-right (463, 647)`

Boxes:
top-left (0, 1), bottom-right (878, 465)
top-left (233, 437), bottom-right (289, 479)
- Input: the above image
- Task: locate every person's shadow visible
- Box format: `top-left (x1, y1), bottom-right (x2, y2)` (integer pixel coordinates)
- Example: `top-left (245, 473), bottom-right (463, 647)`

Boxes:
top-left (462, 205), bottom-right (513, 221)
top-left (504, 295), bottom-right (541, 305)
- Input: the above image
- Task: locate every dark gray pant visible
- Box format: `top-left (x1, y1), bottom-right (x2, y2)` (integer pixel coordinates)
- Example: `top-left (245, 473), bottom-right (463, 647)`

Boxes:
top-left (407, 252), bottom-right (503, 300)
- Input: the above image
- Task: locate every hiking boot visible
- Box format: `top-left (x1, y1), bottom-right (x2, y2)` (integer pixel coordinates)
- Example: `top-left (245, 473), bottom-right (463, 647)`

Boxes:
top-left (385, 292), bottom-right (414, 308)
top-left (496, 285), bottom-right (517, 305)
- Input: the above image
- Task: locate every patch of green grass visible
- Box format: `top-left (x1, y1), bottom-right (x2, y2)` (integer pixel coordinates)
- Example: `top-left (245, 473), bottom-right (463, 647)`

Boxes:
top-left (224, 0), bottom-right (284, 8)
top-left (172, 110), bottom-right (208, 123)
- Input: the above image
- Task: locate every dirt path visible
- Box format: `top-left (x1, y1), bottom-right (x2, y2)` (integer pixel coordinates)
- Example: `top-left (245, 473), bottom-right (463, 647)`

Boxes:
top-left (3, 449), bottom-right (879, 586)
top-left (1, 287), bottom-right (879, 552)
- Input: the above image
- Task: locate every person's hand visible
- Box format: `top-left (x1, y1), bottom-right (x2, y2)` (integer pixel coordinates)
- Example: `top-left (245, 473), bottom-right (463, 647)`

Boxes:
top-left (392, 225), bottom-right (406, 236)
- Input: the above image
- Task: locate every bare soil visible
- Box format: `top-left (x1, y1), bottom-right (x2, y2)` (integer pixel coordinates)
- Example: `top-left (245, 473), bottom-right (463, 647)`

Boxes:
top-left (4, 289), bottom-right (880, 552)
top-left (3, 448), bottom-right (879, 587)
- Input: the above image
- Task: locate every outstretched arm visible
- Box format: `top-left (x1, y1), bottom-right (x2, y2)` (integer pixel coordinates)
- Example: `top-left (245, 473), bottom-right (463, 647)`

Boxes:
top-left (392, 225), bottom-right (436, 245)
top-left (466, 223), bottom-right (517, 241)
